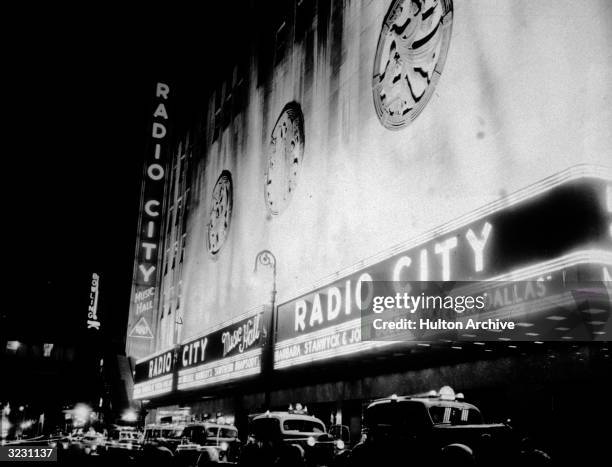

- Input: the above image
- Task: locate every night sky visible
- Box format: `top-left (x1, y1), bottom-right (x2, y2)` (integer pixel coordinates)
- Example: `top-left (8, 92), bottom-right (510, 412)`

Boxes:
top-left (6, 10), bottom-right (236, 350)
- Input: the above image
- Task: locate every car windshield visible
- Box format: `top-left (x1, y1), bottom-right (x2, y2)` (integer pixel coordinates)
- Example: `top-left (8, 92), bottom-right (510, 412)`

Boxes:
top-left (428, 405), bottom-right (483, 425)
top-left (252, 418), bottom-right (281, 441)
top-left (282, 419), bottom-right (325, 433)
top-left (365, 401), bottom-right (430, 433)
top-left (111, 431), bottom-right (138, 440)
top-left (164, 428), bottom-right (184, 438)
top-left (219, 428), bottom-right (238, 438)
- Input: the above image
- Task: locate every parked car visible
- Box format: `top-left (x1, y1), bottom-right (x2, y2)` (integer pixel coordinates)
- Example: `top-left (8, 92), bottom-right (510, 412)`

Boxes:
top-left (142, 423), bottom-right (185, 452)
top-left (105, 426), bottom-right (143, 454)
top-left (73, 431), bottom-right (106, 455)
top-left (240, 406), bottom-right (348, 467)
top-left (175, 421), bottom-right (240, 463)
top-left (349, 386), bottom-right (550, 466)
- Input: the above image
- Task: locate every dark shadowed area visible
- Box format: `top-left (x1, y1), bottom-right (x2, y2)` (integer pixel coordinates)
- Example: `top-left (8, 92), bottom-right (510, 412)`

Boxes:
top-left (4, 5), bottom-right (244, 413)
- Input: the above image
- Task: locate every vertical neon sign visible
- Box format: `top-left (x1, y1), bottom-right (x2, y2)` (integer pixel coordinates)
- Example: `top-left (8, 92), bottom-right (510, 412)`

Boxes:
top-left (126, 82), bottom-right (171, 359)
top-left (87, 272), bottom-right (101, 330)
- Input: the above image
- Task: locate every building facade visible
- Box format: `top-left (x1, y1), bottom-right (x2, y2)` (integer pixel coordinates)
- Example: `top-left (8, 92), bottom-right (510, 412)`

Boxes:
top-left (126, 0), bottom-right (611, 460)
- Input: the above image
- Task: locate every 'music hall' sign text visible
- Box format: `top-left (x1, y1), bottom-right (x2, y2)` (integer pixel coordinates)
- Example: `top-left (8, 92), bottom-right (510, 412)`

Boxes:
top-left (177, 308), bottom-right (269, 391)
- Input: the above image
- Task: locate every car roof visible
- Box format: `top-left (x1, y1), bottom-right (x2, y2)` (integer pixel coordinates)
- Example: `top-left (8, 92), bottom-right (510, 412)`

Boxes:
top-left (368, 397), bottom-right (478, 411)
top-left (184, 422), bottom-right (237, 429)
top-left (252, 412), bottom-right (325, 424)
top-left (145, 423), bottom-right (182, 430)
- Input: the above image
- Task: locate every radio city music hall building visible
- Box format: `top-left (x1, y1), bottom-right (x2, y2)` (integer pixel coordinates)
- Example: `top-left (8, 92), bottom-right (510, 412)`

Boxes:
top-left (124, 0), bottom-right (611, 459)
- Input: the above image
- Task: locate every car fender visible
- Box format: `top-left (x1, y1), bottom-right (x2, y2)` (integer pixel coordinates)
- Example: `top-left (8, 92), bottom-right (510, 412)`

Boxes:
top-left (288, 443), bottom-right (305, 458)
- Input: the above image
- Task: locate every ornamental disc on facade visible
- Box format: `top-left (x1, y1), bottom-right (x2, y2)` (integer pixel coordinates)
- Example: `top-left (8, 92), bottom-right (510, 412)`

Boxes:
top-left (207, 170), bottom-right (233, 256)
top-left (265, 102), bottom-right (305, 215)
top-left (373, 0), bottom-right (453, 130)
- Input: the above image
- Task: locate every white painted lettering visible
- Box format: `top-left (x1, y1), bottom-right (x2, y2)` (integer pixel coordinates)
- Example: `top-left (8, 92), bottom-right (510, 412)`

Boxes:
top-left (434, 237), bottom-right (458, 281)
top-left (156, 82), bottom-right (170, 99)
top-left (327, 287), bottom-right (341, 321)
top-left (144, 200), bottom-right (160, 217)
top-left (153, 103), bottom-right (168, 119)
top-left (466, 222), bottom-right (492, 273)
top-left (152, 122), bottom-right (166, 139)
top-left (295, 300), bottom-right (307, 332)
top-left (310, 294), bottom-right (324, 327)
top-left (139, 264), bottom-right (156, 283)
top-left (141, 242), bottom-right (157, 261)
top-left (147, 163), bottom-right (164, 180)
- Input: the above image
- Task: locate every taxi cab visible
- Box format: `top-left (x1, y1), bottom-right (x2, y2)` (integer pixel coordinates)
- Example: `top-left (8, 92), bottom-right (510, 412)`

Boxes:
top-left (241, 404), bottom-right (348, 467)
top-left (105, 426), bottom-right (143, 453)
top-left (175, 419), bottom-right (240, 463)
top-left (142, 423), bottom-right (185, 452)
top-left (349, 386), bottom-right (549, 466)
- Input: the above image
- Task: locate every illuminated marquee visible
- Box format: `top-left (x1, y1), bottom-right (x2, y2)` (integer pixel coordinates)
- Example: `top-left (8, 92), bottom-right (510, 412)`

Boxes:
top-left (133, 347), bottom-right (176, 399)
top-left (127, 82), bottom-right (171, 359)
top-left (274, 166), bottom-right (612, 369)
top-left (177, 309), bottom-right (268, 391)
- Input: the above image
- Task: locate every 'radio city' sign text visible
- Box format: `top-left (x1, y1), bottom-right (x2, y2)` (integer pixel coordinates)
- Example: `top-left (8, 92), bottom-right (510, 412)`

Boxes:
top-left (136, 82), bottom-right (170, 286)
top-left (134, 349), bottom-right (175, 383)
top-left (127, 82), bottom-right (171, 353)
top-left (133, 348), bottom-right (176, 399)
top-left (292, 220), bottom-right (491, 335)
top-left (274, 170), bottom-right (612, 368)
top-left (279, 219), bottom-right (492, 340)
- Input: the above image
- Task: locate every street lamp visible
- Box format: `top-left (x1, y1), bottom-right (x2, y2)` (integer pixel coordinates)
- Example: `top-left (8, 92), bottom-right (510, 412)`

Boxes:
top-left (254, 250), bottom-right (277, 409)
top-left (254, 250), bottom-right (277, 305)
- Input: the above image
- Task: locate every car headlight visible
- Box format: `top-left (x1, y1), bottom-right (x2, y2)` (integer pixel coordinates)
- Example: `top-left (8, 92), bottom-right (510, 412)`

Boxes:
top-left (220, 441), bottom-right (229, 451)
top-left (49, 442), bottom-right (57, 448)
top-left (307, 436), bottom-right (316, 447)
top-left (335, 440), bottom-right (345, 450)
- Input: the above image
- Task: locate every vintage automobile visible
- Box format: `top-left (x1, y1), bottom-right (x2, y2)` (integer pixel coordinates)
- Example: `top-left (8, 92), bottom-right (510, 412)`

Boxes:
top-left (174, 420), bottom-right (241, 463)
top-left (348, 386), bottom-right (550, 466)
top-left (104, 426), bottom-right (143, 454)
top-left (142, 423), bottom-right (185, 452)
top-left (240, 405), bottom-right (348, 467)
top-left (142, 419), bottom-right (240, 463)
top-left (72, 431), bottom-right (106, 455)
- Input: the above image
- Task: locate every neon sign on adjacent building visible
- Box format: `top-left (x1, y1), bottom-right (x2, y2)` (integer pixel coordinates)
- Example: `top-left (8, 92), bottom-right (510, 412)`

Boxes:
top-left (87, 273), bottom-right (101, 330)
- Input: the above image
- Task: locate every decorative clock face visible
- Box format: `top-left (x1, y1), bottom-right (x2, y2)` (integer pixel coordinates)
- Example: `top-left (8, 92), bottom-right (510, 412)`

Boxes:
top-left (373, 0), bottom-right (453, 130)
top-left (207, 170), bottom-right (233, 256)
top-left (265, 102), bottom-right (305, 215)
